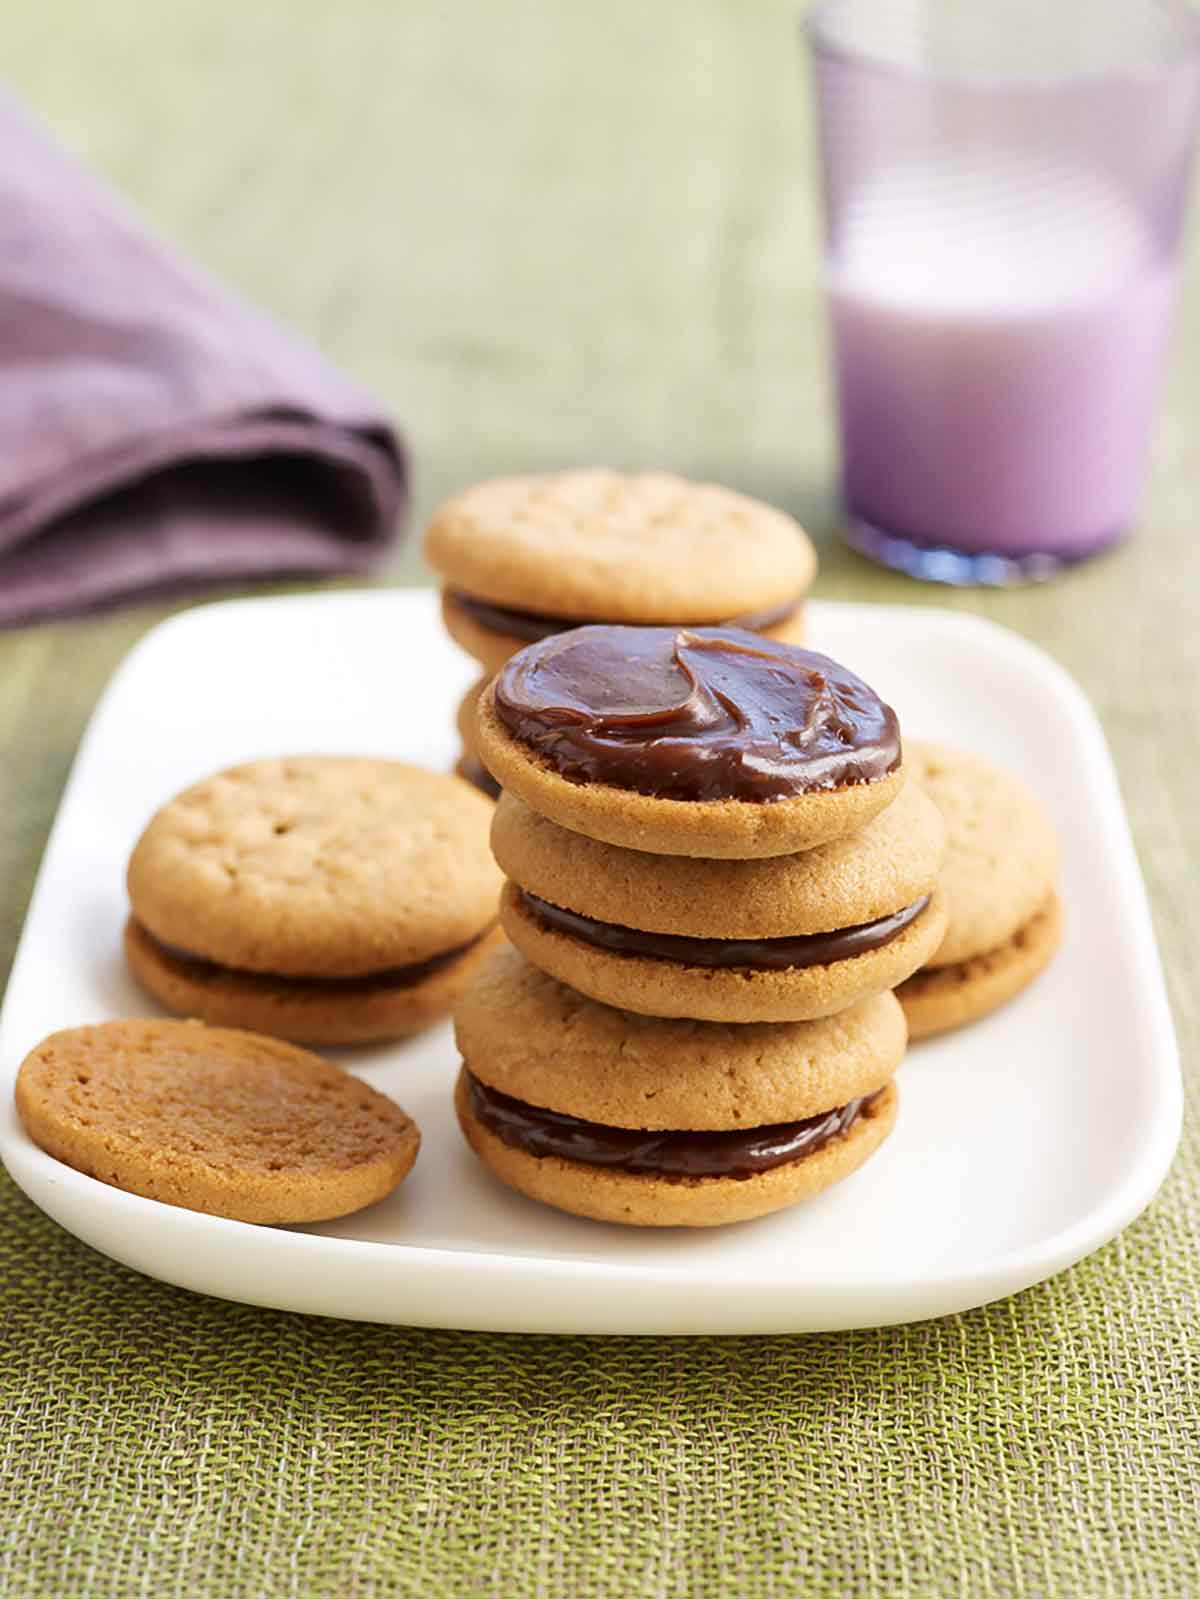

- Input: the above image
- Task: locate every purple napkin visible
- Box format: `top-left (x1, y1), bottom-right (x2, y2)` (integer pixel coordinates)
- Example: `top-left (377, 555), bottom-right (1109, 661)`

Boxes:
top-left (0, 91), bottom-right (406, 627)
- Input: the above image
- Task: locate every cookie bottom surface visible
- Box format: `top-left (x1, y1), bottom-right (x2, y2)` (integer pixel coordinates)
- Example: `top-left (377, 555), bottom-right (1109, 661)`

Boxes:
top-left (454, 1070), bottom-right (897, 1227)
top-left (896, 892), bottom-right (1063, 1040)
top-left (444, 591), bottom-right (808, 675)
top-left (125, 917), bottom-right (505, 1044)
top-left (501, 881), bottom-right (947, 1022)
top-left (16, 1019), bottom-right (420, 1224)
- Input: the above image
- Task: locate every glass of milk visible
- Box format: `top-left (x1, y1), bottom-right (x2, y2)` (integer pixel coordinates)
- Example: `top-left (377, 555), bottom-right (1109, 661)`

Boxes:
top-left (806, 0), bottom-right (1200, 582)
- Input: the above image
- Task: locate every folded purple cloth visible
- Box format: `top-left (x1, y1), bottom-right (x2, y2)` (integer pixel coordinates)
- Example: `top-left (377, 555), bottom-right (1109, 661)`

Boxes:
top-left (0, 91), bottom-right (406, 627)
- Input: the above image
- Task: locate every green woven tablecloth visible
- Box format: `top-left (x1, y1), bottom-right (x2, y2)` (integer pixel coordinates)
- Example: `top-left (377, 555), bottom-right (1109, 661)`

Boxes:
top-left (2, 2), bottom-right (1198, 1593)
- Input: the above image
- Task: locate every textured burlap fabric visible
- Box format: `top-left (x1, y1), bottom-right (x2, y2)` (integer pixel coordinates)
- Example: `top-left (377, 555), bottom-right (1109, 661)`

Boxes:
top-left (3, 0), bottom-right (1199, 1589)
top-left (1, 1154), bottom-right (1195, 1597)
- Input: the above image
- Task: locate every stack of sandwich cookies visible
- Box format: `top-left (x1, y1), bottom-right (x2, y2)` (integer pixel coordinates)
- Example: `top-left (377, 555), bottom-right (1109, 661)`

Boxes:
top-left (425, 469), bottom-right (817, 785)
top-left (125, 756), bottom-right (504, 1044)
top-left (492, 782), bottom-right (947, 1021)
top-left (457, 623), bottom-right (934, 1226)
top-left (454, 948), bottom-right (903, 1227)
top-left (895, 742), bottom-right (1062, 1038)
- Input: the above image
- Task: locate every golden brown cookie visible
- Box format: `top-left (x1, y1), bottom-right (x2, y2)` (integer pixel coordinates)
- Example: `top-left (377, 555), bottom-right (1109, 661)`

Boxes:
top-left (452, 947), bottom-right (903, 1227)
top-left (492, 780), bottom-right (944, 932)
top-left (500, 879), bottom-right (947, 1022)
top-left (475, 636), bottom-right (906, 860)
top-left (496, 773), bottom-right (949, 1020)
top-left (124, 917), bottom-right (506, 1045)
top-left (424, 469), bottom-right (816, 631)
top-left (907, 741), bottom-right (1058, 967)
top-left (456, 1071), bottom-right (896, 1228)
top-left (455, 948), bottom-right (907, 1126)
top-left (15, 1019), bottom-right (419, 1223)
top-left (897, 891), bottom-right (1063, 1039)
top-left (126, 756), bottom-right (502, 1041)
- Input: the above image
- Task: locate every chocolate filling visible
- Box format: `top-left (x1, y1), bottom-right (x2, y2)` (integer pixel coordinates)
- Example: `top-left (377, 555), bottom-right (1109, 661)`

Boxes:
top-left (519, 890), bottom-right (930, 971)
top-left (447, 588), bottom-right (801, 645)
top-left (466, 1071), bottom-right (885, 1179)
top-left (458, 754), bottom-right (501, 801)
top-left (494, 625), bottom-right (900, 802)
top-left (137, 922), bottom-right (483, 991)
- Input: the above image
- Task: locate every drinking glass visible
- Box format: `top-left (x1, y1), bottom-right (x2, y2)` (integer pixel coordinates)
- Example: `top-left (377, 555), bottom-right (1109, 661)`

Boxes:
top-left (806, 0), bottom-right (1200, 583)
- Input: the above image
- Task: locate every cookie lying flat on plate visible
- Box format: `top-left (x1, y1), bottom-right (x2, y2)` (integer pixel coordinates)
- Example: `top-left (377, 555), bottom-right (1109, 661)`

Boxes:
top-left (15, 1019), bottom-right (419, 1223)
top-left (895, 741), bottom-right (1062, 1038)
top-left (453, 947), bottom-right (904, 1228)
top-left (425, 469), bottom-right (815, 674)
top-left (126, 757), bottom-right (503, 1044)
top-left (492, 786), bottom-right (947, 1021)
top-left (476, 626), bottom-right (905, 858)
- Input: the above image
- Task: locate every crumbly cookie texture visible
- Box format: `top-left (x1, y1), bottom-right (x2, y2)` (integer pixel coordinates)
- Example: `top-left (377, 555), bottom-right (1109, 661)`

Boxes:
top-left (907, 740), bottom-right (1059, 967)
top-left (476, 687), bottom-right (905, 859)
top-left (500, 879), bottom-right (947, 1024)
top-left (424, 469), bottom-right (816, 621)
top-left (456, 1070), bottom-right (897, 1228)
top-left (491, 781), bottom-right (945, 936)
top-left (15, 1018), bottom-right (419, 1223)
top-left (897, 892), bottom-right (1063, 1040)
top-left (441, 588), bottom-right (807, 675)
top-left (125, 917), bottom-right (505, 1045)
top-left (453, 946), bottom-right (906, 1128)
top-left (127, 755), bottom-right (502, 977)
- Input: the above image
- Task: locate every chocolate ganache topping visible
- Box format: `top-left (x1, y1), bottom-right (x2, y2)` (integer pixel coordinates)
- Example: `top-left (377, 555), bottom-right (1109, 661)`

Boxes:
top-left (519, 891), bottom-right (930, 971)
top-left (448, 589), bottom-right (801, 645)
top-left (493, 625), bottom-right (901, 802)
top-left (466, 1072), bottom-right (885, 1179)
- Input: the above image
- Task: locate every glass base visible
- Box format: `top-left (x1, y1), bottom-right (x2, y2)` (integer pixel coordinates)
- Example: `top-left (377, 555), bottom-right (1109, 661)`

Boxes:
top-left (840, 515), bottom-right (1119, 587)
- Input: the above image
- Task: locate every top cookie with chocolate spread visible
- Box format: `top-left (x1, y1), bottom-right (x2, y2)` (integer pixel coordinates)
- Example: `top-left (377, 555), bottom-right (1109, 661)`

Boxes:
top-left (475, 625), bottom-right (906, 857)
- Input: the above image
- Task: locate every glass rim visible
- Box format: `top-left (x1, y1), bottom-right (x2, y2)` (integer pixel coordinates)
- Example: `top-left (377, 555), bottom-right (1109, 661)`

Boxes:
top-left (803, 0), bottom-right (1200, 88)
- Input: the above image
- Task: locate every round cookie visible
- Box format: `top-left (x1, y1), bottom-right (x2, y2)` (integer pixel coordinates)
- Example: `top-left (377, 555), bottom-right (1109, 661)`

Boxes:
top-left (896, 741), bottom-right (1062, 1037)
top-left (425, 470), bottom-right (817, 644)
top-left (452, 947), bottom-right (904, 1226)
top-left (441, 587), bottom-right (808, 677)
top-left (476, 627), bottom-right (905, 858)
top-left (492, 785), bottom-right (947, 1021)
top-left (15, 1019), bottom-right (419, 1223)
top-left (907, 741), bottom-right (1058, 967)
top-left (897, 892), bottom-right (1063, 1040)
top-left (456, 1071), bottom-right (896, 1228)
top-left (124, 917), bottom-right (506, 1046)
top-left (126, 756), bottom-right (503, 1041)
top-left (492, 779), bottom-right (944, 934)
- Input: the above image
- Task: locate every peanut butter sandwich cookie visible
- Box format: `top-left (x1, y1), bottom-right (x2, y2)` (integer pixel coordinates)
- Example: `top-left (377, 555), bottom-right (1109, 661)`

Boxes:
top-left (16, 1019), bottom-right (419, 1224)
top-left (475, 625), bottom-right (905, 857)
top-left (126, 756), bottom-right (503, 1044)
top-left (425, 470), bottom-right (815, 674)
top-left (896, 742), bottom-right (1062, 1039)
top-left (453, 948), bottom-right (903, 1227)
top-left (492, 782), bottom-right (947, 1021)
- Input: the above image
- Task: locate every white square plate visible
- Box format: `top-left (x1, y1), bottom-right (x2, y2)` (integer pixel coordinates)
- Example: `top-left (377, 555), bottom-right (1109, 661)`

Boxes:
top-left (0, 591), bottom-right (1180, 1334)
